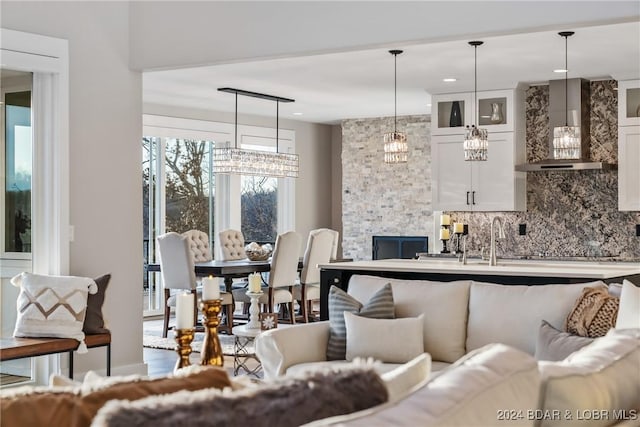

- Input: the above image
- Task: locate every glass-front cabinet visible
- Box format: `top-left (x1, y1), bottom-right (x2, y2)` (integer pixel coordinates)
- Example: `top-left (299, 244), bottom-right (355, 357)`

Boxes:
top-left (432, 89), bottom-right (517, 135)
top-left (618, 80), bottom-right (640, 127)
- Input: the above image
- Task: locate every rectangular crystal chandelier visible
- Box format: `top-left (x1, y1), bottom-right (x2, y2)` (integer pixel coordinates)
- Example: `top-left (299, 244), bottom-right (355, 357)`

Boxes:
top-left (464, 125), bottom-right (488, 161)
top-left (212, 147), bottom-right (299, 178)
top-left (213, 87), bottom-right (299, 178)
top-left (552, 126), bottom-right (581, 160)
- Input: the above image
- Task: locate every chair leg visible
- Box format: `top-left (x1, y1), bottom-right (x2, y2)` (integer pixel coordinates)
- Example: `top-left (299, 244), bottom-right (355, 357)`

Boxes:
top-left (162, 289), bottom-right (171, 338)
top-left (226, 304), bottom-right (234, 332)
top-left (300, 285), bottom-right (309, 323)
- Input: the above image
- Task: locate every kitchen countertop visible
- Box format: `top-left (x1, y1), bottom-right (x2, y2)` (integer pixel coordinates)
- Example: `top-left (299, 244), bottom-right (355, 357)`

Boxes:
top-left (319, 258), bottom-right (640, 280)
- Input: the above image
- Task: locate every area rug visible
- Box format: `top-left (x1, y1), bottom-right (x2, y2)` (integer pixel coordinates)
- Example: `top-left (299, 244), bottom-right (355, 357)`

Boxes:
top-left (143, 333), bottom-right (239, 356)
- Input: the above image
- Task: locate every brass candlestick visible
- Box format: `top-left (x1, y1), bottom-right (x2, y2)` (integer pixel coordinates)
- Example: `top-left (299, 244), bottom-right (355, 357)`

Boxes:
top-left (174, 328), bottom-right (195, 371)
top-left (199, 299), bottom-right (224, 367)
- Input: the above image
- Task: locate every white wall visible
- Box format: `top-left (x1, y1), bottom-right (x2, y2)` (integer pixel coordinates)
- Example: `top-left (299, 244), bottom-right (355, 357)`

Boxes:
top-left (2, 2), bottom-right (144, 375)
top-left (129, 1), bottom-right (640, 71)
top-left (144, 103), bottom-right (333, 250)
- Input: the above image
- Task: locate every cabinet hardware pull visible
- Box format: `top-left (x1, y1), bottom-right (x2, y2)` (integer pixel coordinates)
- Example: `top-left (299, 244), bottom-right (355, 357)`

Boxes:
top-left (466, 191), bottom-right (470, 205)
top-left (472, 191), bottom-right (476, 205)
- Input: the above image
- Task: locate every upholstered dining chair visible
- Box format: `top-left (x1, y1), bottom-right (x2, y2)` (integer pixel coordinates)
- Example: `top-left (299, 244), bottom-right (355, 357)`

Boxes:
top-left (182, 230), bottom-right (213, 262)
top-left (293, 228), bottom-right (338, 322)
top-left (156, 232), bottom-right (234, 337)
top-left (232, 231), bottom-right (302, 324)
top-left (218, 229), bottom-right (247, 261)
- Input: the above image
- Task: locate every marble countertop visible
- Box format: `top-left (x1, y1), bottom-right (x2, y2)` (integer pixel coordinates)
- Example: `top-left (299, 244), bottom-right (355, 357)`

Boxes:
top-left (319, 258), bottom-right (640, 279)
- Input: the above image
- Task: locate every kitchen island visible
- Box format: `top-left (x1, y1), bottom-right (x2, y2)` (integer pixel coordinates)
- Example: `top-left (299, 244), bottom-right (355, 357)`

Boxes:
top-left (318, 258), bottom-right (640, 320)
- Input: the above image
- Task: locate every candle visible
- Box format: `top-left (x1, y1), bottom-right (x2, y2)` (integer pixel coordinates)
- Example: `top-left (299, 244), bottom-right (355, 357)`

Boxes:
top-left (202, 275), bottom-right (220, 301)
top-left (440, 214), bottom-right (451, 226)
top-left (439, 228), bottom-right (450, 240)
top-left (175, 292), bottom-right (195, 330)
top-left (248, 273), bottom-right (262, 293)
top-left (453, 223), bottom-right (464, 234)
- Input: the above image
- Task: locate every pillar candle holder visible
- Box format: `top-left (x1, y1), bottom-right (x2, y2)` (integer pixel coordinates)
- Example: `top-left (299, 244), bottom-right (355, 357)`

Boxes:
top-left (174, 328), bottom-right (195, 371)
top-left (246, 290), bottom-right (264, 329)
top-left (440, 225), bottom-right (451, 254)
top-left (441, 238), bottom-right (450, 254)
top-left (199, 299), bottom-right (224, 367)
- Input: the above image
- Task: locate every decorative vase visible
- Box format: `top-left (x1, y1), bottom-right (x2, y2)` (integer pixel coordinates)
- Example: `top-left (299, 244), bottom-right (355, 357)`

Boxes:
top-left (490, 102), bottom-right (503, 124)
top-left (449, 101), bottom-right (462, 127)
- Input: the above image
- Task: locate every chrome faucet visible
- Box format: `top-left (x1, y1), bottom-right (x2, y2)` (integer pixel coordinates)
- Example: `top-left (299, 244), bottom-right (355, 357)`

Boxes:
top-left (489, 216), bottom-right (506, 266)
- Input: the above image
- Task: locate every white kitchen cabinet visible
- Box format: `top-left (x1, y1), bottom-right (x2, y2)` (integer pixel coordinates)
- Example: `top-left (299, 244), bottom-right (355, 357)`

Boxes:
top-left (431, 87), bottom-right (526, 211)
top-left (432, 133), bottom-right (526, 211)
top-left (618, 80), bottom-right (640, 211)
top-left (618, 126), bottom-right (640, 211)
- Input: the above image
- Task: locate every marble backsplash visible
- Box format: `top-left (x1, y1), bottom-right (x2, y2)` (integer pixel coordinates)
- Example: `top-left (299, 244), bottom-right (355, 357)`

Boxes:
top-left (447, 81), bottom-right (640, 259)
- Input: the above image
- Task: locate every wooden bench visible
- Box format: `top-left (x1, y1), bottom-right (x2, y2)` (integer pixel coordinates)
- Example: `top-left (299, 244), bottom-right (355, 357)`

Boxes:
top-left (0, 333), bottom-right (111, 379)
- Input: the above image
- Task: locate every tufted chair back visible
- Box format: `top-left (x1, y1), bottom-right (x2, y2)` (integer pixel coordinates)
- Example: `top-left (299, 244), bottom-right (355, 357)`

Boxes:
top-left (218, 229), bottom-right (247, 261)
top-left (181, 230), bottom-right (213, 262)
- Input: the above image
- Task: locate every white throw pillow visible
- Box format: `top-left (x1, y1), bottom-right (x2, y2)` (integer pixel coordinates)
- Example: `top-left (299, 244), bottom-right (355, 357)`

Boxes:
top-left (537, 329), bottom-right (640, 427)
top-left (11, 272), bottom-right (97, 353)
top-left (380, 353), bottom-right (431, 403)
top-left (616, 280), bottom-right (640, 329)
top-left (344, 312), bottom-right (424, 363)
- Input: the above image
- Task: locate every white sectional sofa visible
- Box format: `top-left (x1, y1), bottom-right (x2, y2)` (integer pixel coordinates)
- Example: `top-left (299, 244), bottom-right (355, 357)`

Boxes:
top-left (256, 275), bottom-right (640, 427)
top-left (257, 275), bottom-right (608, 377)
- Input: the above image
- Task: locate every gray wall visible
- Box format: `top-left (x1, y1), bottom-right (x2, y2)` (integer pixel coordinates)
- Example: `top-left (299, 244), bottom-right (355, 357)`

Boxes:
top-left (2, 1), bottom-right (145, 374)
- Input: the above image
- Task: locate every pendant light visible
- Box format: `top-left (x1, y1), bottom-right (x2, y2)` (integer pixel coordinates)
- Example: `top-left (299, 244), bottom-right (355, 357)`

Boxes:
top-left (212, 88), bottom-right (299, 178)
top-left (383, 49), bottom-right (408, 163)
top-left (552, 31), bottom-right (581, 160)
top-left (463, 41), bottom-right (488, 161)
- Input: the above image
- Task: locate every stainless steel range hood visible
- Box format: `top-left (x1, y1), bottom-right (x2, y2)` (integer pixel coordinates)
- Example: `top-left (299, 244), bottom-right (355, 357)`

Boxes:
top-left (515, 78), bottom-right (614, 172)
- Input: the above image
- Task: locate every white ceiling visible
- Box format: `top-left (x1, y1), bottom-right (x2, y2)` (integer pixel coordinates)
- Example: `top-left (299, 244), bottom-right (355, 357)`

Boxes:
top-left (144, 20), bottom-right (640, 125)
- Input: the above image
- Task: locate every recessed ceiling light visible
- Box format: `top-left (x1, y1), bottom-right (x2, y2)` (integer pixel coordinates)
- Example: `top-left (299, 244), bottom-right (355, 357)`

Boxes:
top-left (553, 69), bottom-right (568, 73)
top-left (426, 103), bottom-right (432, 107)
top-left (292, 112), bottom-right (303, 116)
top-left (443, 78), bottom-right (457, 82)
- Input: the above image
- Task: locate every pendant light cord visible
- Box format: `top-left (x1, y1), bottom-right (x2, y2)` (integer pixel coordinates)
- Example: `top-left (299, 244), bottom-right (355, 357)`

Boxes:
top-left (564, 34), bottom-right (568, 127)
top-left (394, 52), bottom-right (397, 133)
top-left (234, 92), bottom-right (238, 149)
top-left (474, 44), bottom-right (478, 127)
top-left (276, 100), bottom-right (279, 153)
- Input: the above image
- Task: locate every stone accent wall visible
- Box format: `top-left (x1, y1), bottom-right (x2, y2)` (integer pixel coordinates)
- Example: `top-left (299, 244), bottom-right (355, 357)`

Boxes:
top-left (341, 81), bottom-right (639, 261)
top-left (448, 81), bottom-right (639, 259)
top-left (341, 115), bottom-right (431, 261)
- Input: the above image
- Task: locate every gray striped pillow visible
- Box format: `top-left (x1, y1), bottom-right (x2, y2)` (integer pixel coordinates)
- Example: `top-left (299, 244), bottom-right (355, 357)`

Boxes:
top-left (327, 284), bottom-right (395, 360)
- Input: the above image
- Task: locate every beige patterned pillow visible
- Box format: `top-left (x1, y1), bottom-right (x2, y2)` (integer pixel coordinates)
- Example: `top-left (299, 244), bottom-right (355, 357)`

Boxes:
top-left (11, 272), bottom-right (97, 353)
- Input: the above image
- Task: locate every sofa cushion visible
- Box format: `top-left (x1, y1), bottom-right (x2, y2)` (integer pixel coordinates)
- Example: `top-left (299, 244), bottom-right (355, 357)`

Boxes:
top-left (344, 312), bottom-right (424, 363)
top-left (380, 353), bottom-right (431, 403)
top-left (537, 329), bottom-right (640, 427)
top-left (535, 320), bottom-right (594, 361)
top-left (348, 275), bottom-right (471, 363)
top-left (0, 365), bottom-right (232, 427)
top-left (467, 280), bottom-right (604, 355)
top-left (327, 283), bottom-right (394, 360)
top-left (310, 343), bottom-right (540, 427)
top-left (616, 279), bottom-right (640, 329)
top-left (92, 366), bottom-right (388, 427)
top-left (565, 284), bottom-right (619, 337)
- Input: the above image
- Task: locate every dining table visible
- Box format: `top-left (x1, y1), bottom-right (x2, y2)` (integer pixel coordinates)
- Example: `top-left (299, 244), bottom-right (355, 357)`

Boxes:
top-left (146, 259), bottom-right (302, 293)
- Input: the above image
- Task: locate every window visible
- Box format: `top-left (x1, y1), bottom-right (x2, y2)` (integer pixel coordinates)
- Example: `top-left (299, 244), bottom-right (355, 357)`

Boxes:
top-left (2, 75), bottom-right (32, 258)
top-left (142, 115), bottom-right (295, 316)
